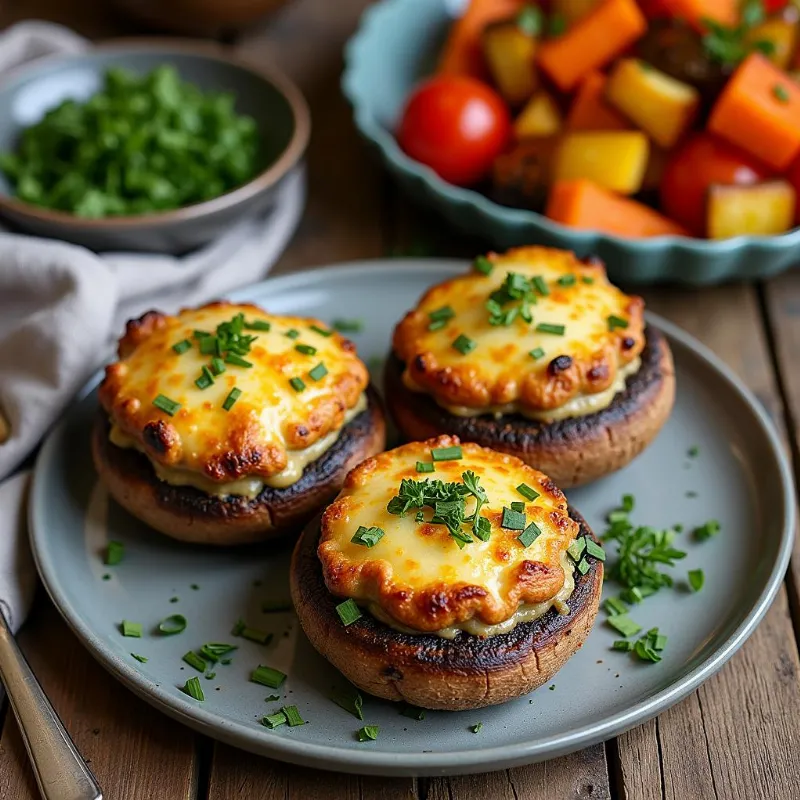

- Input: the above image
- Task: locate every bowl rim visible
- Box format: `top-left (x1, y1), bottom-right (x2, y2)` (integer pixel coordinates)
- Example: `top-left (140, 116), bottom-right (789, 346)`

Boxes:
top-left (0, 38), bottom-right (311, 229)
top-left (341, 0), bottom-right (800, 254)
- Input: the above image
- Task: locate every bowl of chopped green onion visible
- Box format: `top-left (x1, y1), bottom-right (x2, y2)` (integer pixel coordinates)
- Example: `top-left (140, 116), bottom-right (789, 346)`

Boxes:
top-left (0, 42), bottom-right (309, 253)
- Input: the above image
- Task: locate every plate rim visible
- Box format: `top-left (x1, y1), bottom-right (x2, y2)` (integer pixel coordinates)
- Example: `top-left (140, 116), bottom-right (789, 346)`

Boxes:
top-left (29, 258), bottom-right (796, 776)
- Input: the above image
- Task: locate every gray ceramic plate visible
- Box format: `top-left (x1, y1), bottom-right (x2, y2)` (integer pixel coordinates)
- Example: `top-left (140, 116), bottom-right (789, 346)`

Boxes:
top-left (30, 261), bottom-right (794, 777)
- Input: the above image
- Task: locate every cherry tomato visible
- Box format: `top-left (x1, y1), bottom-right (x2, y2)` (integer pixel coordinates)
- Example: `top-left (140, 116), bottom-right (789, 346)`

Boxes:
top-left (763, 0), bottom-right (787, 13)
top-left (660, 134), bottom-right (769, 235)
top-left (397, 76), bottom-right (511, 187)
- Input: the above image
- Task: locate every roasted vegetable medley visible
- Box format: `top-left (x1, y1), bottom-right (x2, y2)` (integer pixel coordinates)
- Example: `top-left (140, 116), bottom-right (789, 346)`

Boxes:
top-left (396, 0), bottom-right (800, 239)
top-left (0, 66), bottom-right (260, 218)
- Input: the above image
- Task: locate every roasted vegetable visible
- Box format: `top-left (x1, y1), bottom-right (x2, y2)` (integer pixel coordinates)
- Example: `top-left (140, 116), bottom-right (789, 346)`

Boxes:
top-left (745, 18), bottom-right (798, 70)
top-left (707, 180), bottom-right (796, 237)
top-left (514, 91), bottom-right (563, 137)
top-left (605, 59), bottom-right (700, 148)
top-left (708, 53), bottom-right (800, 170)
top-left (551, 0), bottom-right (601, 24)
top-left (659, 0), bottom-right (738, 31)
top-left (537, 0), bottom-right (647, 91)
top-left (552, 131), bottom-right (649, 194)
top-left (546, 179), bottom-right (689, 236)
top-left (491, 138), bottom-right (559, 208)
top-left (482, 14), bottom-right (539, 105)
top-left (640, 145), bottom-right (671, 194)
top-left (567, 71), bottom-right (631, 130)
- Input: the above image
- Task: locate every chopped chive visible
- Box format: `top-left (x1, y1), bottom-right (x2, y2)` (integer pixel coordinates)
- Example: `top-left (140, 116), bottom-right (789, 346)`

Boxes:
top-left (199, 336), bottom-right (219, 355)
top-left (688, 569), bottom-right (705, 592)
top-left (220, 658), bottom-right (232, 665)
top-left (773, 83), bottom-right (790, 103)
top-left (431, 445), bottom-right (463, 461)
top-left (199, 643), bottom-right (237, 662)
top-left (121, 621), bottom-right (142, 638)
top-left (289, 377), bottom-right (306, 393)
top-left (604, 597), bottom-right (628, 616)
top-left (452, 334), bottom-right (477, 355)
top-left (532, 276), bottom-right (549, 296)
top-left (511, 501), bottom-right (526, 513)
top-left (244, 319), bottom-right (271, 331)
top-left (210, 357), bottom-right (226, 376)
top-left (557, 274), bottom-right (576, 287)
top-left (473, 516), bottom-right (492, 542)
top-left (471, 722), bottom-right (483, 734)
top-left (608, 509), bottom-right (628, 523)
top-left (351, 525), bottom-right (385, 548)
top-left (612, 639), bottom-right (634, 651)
top-left (585, 539), bottom-right (606, 561)
top-left (607, 315), bottom-right (629, 331)
top-left (158, 614), bottom-right (187, 635)
top-left (428, 319), bottom-right (448, 331)
top-left (518, 521), bottom-right (541, 547)
top-left (336, 599), bottom-right (362, 626)
top-left (183, 651), bottom-right (207, 672)
top-left (331, 690), bottom-right (364, 720)
top-left (473, 255), bottom-right (494, 275)
top-left (265, 694), bottom-right (281, 702)
top-left (232, 621), bottom-right (271, 645)
top-left (205, 672), bottom-right (216, 680)
top-left (183, 677), bottom-right (204, 701)
top-left (262, 711), bottom-right (287, 729)
top-left (535, 323), bottom-right (565, 335)
top-left (528, 347), bottom-right (545, 360)
top-left (105, 540), bottom-right (124, 566)
top-left (310, 324), bottom-right (333, 337)
top-left (653, 633), bottom-right (668, 651)
top-left (429, 305), bottom-right (455, 323)
top-left (634, 639), bottom-right (662, 663)
top-left (295, 344), bottom-right (317, 356)
top-left (501, 507), bottom-right (526, 531)
top-left (309, 363), bottom-right (328, 381)
top-left (607, 614), bottom-right (642, 637)
top-left (582, 276), bottom-right (595, 284)
top-left (195, 365), bottom-right (215, 390)
top-left (153, 394), bottom-right (180, 416)
top-left (577, 558), bottom-right (591, 575)
top-left (622, 493), bottom-right (635, 512)
top-left (694, 519), bottom-right (721, 542)
top-left (193, 329), bottom-right (211, 339)
top-left (567, 538), bottom-right (586, 562)
top-left (224, 353), bottom-right (253, 368)
top-left (400, 704), bottom-right (425, 721)
top-left (222, 387), bottom-right (241, 411)
top-left (516, 483), bottom-right (540, 502)
top-left (251, 665), bottom-right (287, 689)
top-left (172, 339), bottom-right (192, 355)
top-left (416, 461), bottom-right (435, 473)
top-left (131, 653), bottom-right (148, 663)
top-left (332, 319), bottom-right (364, 333)
top-left (282, 705), bottom-right (305, 727)
top-left (357, 725), bottom-right (379, 742)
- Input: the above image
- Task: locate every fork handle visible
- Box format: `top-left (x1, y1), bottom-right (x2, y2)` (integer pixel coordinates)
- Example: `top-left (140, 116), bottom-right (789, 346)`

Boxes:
top-left (0, 609), bottom-right (102, 800)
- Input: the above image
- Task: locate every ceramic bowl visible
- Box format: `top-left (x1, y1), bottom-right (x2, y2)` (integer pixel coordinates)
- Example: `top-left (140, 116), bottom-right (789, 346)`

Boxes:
top-left (342, 0), bottom-right (800, 285)
top-left (0, 41), bottom-right (309, 253)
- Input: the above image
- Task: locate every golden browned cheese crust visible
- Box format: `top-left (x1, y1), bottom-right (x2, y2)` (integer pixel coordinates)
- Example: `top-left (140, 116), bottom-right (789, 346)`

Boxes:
top-left (318, 435), bottom-right (580, 633)
top-left (99, 302), bottom-right (369, 484)
top-left (392, 247), bottom-right (645, 414)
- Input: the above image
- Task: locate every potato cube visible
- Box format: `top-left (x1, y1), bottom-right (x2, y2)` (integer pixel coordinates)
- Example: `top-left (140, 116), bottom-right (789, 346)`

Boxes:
top-left (707, 180), bottom-right (796, 239)
top-left (605, 59), bottom-right (700, 149)
top-left (514, 91), bottom-right (563, 138)
top-left (482, 21), bottom-right (538, 106)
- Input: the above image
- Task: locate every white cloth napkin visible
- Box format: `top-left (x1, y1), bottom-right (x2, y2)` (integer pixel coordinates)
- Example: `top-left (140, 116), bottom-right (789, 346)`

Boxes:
top-left (0, 22), bottom-right (306, 631)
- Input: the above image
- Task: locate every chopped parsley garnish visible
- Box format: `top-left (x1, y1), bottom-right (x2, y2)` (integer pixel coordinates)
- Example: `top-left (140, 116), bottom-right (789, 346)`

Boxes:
top-left (357, 725), bottom-right (379, 742)
top-left (516, 483), bottom-right (540, 502)
top-left (529, 347), bottom-right (545, 360)
top-left (172, 339), bottom-right (192, 355)
top-left (184, 677), bottom-right (204, 701)
top-left (452, 334), bottom-right (477, 355)
top-left (501, 507), bottom-right (526, 531)
top-left (222, 387), bottom-right (241, 411)
top-left (688, 569), bottom-right (705, 592)
top-left (158, 614), bottom-right (187, 635)
top-left (332, 319), bottom-right (364, 333)
top-left (289, 377), bottom-right (306, 393)
top-left (295, 343), bottom-right (317, 356)
top-left (153, 394), bottom-right (180, 416)
top-left (309, 362), bottom-right (328, 381)
top-left (331, 690), bottom-right (364, 720)
top-left (251, 665), bottom-right (287, 688)
top-left (336, 599), bottom-right (362, 626)
top-left (535, 323), bottom-right (565, 335)
top-left (121, 620), bottom-right (142, 637)
top-left (431, 445), bottom-right (462, 461)
top-left (416, 461), bottom-right (435, 473)
top-left (607, 315), bottom-right (629, 331)
top-left (518, 521), bottom-right (541, 547)
top-left (183, 651), bottom-right (207, 672)
top-left (351, 525), bottom-right (385, 548)
top-left (473, 255), bottom-right (494, 275)
top-left (105, 540), bottom-right (124, 566)
top-left (694, 519), bottom-right (721, 542)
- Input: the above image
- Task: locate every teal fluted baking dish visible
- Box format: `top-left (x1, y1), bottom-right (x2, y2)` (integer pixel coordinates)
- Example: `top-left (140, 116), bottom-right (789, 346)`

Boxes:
top-left (342, 0), bottom-right (800, 285)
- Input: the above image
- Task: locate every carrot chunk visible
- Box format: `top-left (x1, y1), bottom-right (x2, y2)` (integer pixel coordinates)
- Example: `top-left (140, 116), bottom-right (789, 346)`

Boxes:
top-left (537, 0), bottom-right (647, 92)
top-left (546, 179), bottom-right (689, 237)
top-left (566, 72), bottom-right (631, 131)
top-left (708, 54), bottom-right (800, 171)
top-left (659, 0), bottom-right (738, 30)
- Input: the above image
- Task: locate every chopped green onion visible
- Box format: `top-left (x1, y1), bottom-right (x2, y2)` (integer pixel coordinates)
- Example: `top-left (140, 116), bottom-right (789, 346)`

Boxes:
top-left (471, 722), bottom-right (483, 734)
top-left (585, 539), bottom-right (606, 561)
top-left (183, 677), bottom-right (204, 701)
top-left (653, 632), bottom-right (668, 651)
top-left (607, 614), bottom-right (642, 637)
top-left (232, 620), bottom-right (272, 644)
top-left (332, 319), bottom-right (364, 333)
top-left (608, 509), bottom-right (629, 523)
top-left (511, 501), bottom-right (526, 513)
top-left (183, 651), bottom-right (207, 672)
top-left (172, 339), bottom-right (192, 355)
top-left (431, 445), bottom-right (463, 461)
top-left (557, 274), bottom-right (576, 287)
top-left (452, 334), bottom-right (477, 355)
top-left (262, 711), bottom-right (287, 729)
top-left (225, 353), bottom-right (253, 368)
top-left (577, 558), bottom-right (591, 575)
top-left (331, 690), bottom-right (364, 720)
top-left (688, 569), bottom-right (705, 592)
top-left (351, 525), bottom-right (385, 548)
top-left (153, 394), bottom-right (180, 416)
top-left (205, 672), bottom-right (216, 680)
top-left (529, 347), bottom-right (545, 360)
top-left (244, 319), bottom-right (271, 331)
top-left (282, 705), bottom-right (305, 727)
top-left (473, 516), bottom-right (492, 542)
top-left (567, 538), bottom-right (586, 562)
top-left (429, 305), bottom-right (455, 323)
top-left (193, 330), bottom-right (211, 339)
top-left (121, 621), bottom-right (142, 638)
top-left (694, 520), bottom-right (721, 542)
top-left (416, 461), bottom-right (435, 473)
top-left (535, 323), bottom-right (565, 335)
top-left (309, 363), bottom-right (328, 381)
top-left (501, 507), bottom-right (526, 531)
top-left (102, 574), bottom-right (111, 581)
top-left (428, 319), bottom-right (448, 331)
top-left (516, 483), bottom-right (540, 502)
top-left (518, 521), bottom-right (541, 547)
top-left (357, 725), bottom-right (379, 742)
top-left (582, 276), bottom-right (595, 284)
top-left (622, 494), bottom-right (635, 512)
top-left (195, 365), bottom-right (215, 390)
top-left (210, 357), bottom-right (226, 376)
top-left (251, 665), bottom-right (287, 688)
top-left (295, 344), bottom-right (317, 356)
top-left (131, 653), bottom-right (148, 663)
top-left (532, 276), bottom-right (549, 296)
top-left (289, 377), bottom-right (306, 393)
top-left (400, 704), bottom-right (425, 721)
top-left (336, 599), bottom-right (362, 626)
top-left (612, 640), bottom-right (634, 651)
top-left (604, 597), bottom-right (629, 616)
top-left (222, 387), bottom-right (241, 411)
top-left (199, 336), bottom-right (219, 355)
top-left (310, 324), bottom-right (333, 337)
top-left (607, 315), bottom-right (629, 331)
top-left (199, 643), bottom-right (237, 662)
top-left (105, 540), bottom-right (124, 566)
top-left (158, 614), bottom-right (187, 635)
top-left (473, 256), bottom-right (494, 275)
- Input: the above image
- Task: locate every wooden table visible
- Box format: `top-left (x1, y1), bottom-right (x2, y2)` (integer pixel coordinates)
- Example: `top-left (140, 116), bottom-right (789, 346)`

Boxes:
top-left (2, 1), bottom-right (800, 798)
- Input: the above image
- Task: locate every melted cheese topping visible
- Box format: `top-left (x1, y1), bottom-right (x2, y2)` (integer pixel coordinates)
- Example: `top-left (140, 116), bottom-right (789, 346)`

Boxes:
top-left (392, 246), bottom-right (645, 417)
top-left (100, 303), bottom-right (369, 491)
top-left (318, 437), bottom-right (581, 636)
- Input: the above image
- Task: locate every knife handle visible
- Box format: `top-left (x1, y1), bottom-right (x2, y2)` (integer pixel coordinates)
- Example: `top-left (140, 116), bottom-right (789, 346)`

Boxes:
top-left (0, 609), bottom-right (103, 800)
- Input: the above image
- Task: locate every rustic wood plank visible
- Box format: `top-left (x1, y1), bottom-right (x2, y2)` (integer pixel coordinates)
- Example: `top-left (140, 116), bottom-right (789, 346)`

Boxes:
top-left (0, 599), bottom-right (198, 800)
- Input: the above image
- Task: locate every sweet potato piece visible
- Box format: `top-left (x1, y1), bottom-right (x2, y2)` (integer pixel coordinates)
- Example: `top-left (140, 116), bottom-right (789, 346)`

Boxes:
top-left (482, 18), bottom-right (539, 105)
top-left (707, 180), bottom-right (796, 238)
top-left (514, 91), bottom-right (563, 138)
top-left (552, 131), bottom-right (649, 194)
top-left (605, 59), bottom-right (699, 148)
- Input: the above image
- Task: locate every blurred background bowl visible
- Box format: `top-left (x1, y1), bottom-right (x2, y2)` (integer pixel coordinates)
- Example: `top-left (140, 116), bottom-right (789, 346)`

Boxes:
top-left (342, 0), bottom-right (800, 286)
top-left (0, 41), bottom-right (309, 253)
